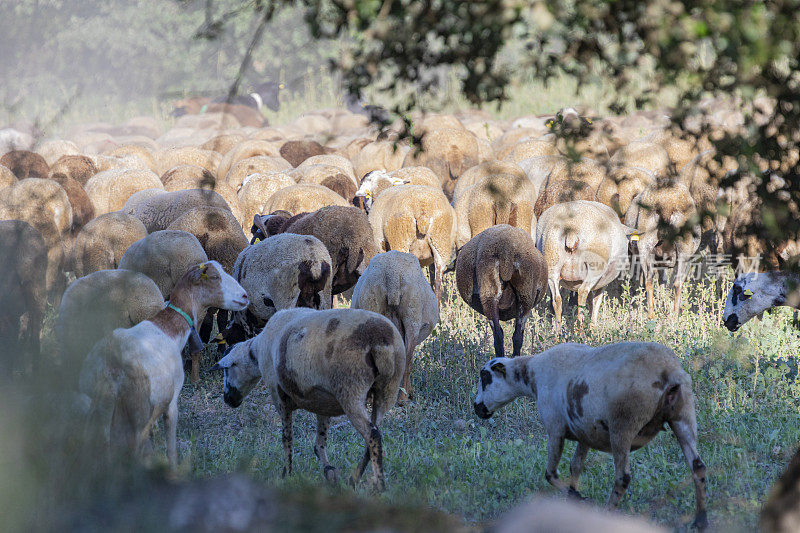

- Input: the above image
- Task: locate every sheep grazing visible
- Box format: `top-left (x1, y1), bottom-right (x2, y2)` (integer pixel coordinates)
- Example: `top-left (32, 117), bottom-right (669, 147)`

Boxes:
top-left (80, 261), bottom-right (248, 469)
top-left (132, 189), bottom-right (232, 233)
top-left (0, 149), bottom-right (50, 179)
top-left (472, 341), bottom-right (707, 530)
top-left (351, 250), bottom-right (439, 402)
top-left (167, 206), bottom-right (248, 275)
top-left (252, 206), bottom-right (377, 296)
top-left (72, 212), bottom-right (148, 277)
top-left (722, 271), bottom-right (800, 331)
top-left (212, 307), bottom-right (405, 491)
top-left (402, 128), bottom-right (480, 200)
top-left (536, 200), bottom-right (632, 333)
top-left (56, 269), bottom-right (164, 385)
top-left (49, 155), bottom-right (98, 186)
top-left (224, 233), bottom-right (332, 344)
top-left (368, 184), bottom-right (456, 301)
top-left (352, 170), bottom-right (409, 211)
top-left (84, 168), bottom-right (164, 216)
top-left (625, 179), bottom-right (701, 319)
top-left (0, 221), bottom-right (47, 372)
top-left (456, 225), bottom-right (547, 358)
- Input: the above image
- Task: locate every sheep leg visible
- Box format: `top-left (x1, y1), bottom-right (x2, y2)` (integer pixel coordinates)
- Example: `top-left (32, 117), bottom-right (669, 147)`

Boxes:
top-left (314, 415), bottom-right (338, 483)
top-left (280, 408), bottom-right (294, 478)
top-left (607, 434), bottom-right (634, 508)
top-left (547, 277), bottom-right (563, 336)
top-left (669, 418), bottom-right (708, 530)
top-left (589, 290), bottom-right (605, 325)
top-left (482, 296), bottom-right (504, 358)
top-left (346, 405), bottom-right (386, 492)
top-left (568, 442), bottom-right (589, 498)
top-left (433, 264), bottom-right (444, 303)
top-left (673, 254), bottom-right (689, 316)
top-left (544, 434), bottom-right (570, 491)
top-left (163, 399), bottom-right (179, 471)
top-left (511, 311), bottom-right (528, 358)
top-left (190, 352), bottom-right (200, 383)
top-left (641, 257), bottom-right (655, 319)
top-left (399, 333), bottom-right (416, 403)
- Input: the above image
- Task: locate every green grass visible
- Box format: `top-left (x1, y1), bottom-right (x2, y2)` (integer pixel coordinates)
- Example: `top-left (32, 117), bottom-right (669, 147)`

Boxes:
top-left (146, 273), bottom-right (800, 531)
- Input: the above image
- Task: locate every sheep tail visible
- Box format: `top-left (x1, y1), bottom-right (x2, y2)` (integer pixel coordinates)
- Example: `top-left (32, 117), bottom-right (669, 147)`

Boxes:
top-left (493, 201), bottom-right (518, 227)
top-left (564, 231), bottom-right (580, 252)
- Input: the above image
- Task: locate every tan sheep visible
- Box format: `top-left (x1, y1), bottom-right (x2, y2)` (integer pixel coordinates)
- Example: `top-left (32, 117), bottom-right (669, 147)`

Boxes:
top-left (352, 168), bottom-right (441, 211)
top-left (56, 269), bottom-right (164, 384)
top-left (263, 183), bottom-right (349, 215)
top-left (609, 140), bottom-right (671, 177)
top-left (0, 220), bottom-right (47, 369)
top-left (217, 140), bottom-right (282, 180)
top-left (84, 168), bottom-right (164, 216)
top-left (160, 164), bottom-right (215, 189)
top-left (238, 171), bottom-right (296, 235)
top-left (156, 146), bottom-right (222, 177)
top-left (118, 230), bottom-right (209, 298)
top-left (166, 207), bottom-right (248, 275)
top-left (36, 139), bottom-right (80, 166)
top-left (502, 139), bottom-right (560, 163)
top-left (121, 188), bottom-right (166, 216)
top-left (0, 178), bottom-right (72, 300)
top-left (213, 307), bottom-right (404, 491)
top-left (368, 184), bottom-right (455, 300)
top-left (297, 154), bottom-right (356, 184)
top-left (625, 179), bottom-right (701, 319)
top-left (49, 155), bottom-right (98, 186)
top-left (223, 155), bottom-right (292, 191)
top-left (72, 212), bottom-right (148, 277)
top-left (534, 179), bottom-right (599, 219)
top-left (536, 200), bottom-right (632, 333)
top-left (454, 173), bottom-right (537, 249)
top-left (0, 164), bottom-right (17, 190)
top-left (456, 225), bottom-right (547, 358)
top-left (517, 155), bottom-right (567, 198)
top-left (492, 127), bottom-right (541, 159)
top-left (291, 164), bottom-right (357, 203)
top-left (200, 133), bottom-right (247, 154)
top-left (452, 160), bottom-right (527, 203)
top-left (596, 166), bottom-right (656, 218)
top-left (402, 128), bottom-right (480, 200)
top-left (350, 250), bottom-right (438, 403)
top-left (473, 342), bottom-right (707, 530)
top-left (352, 140), bottom-right (410, 180)
top-left (161, 178), bottom-right (243, 226)
top-left (132, 189), bottom-right (232, 233)
top-left (105, 144), bottom-right (158, 173)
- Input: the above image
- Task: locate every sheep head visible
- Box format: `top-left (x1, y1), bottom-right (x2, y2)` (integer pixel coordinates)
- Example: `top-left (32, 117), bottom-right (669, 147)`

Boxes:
top-left (211, 339), bottom-right (261, 408)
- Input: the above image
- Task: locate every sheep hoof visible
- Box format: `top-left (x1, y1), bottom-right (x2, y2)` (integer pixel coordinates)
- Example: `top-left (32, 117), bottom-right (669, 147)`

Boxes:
top-left (692, 510), bottom-right (708, 530)
top-left (567, 487), bottom-right (585, 500)
top-left (323, 465), bottom-right (339, 483)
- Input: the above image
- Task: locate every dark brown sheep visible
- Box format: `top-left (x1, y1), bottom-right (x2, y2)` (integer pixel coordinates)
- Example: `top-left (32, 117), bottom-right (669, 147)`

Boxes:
top-left (456, 224), bottom-right (547, 358)
top-left (1, 150), bottom-right (50, 180)
top-left (49, 155), bottom-right (97, 186)
top-left (279, 140), bottom-right (333, 167)
top-left (48, 174), bottom-right (95, 231)
top-left (253, 205), bottom-right (377, 296)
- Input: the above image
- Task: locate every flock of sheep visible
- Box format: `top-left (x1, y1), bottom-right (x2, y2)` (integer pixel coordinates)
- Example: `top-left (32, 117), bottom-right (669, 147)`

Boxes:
top-left (0, 99), bottom-right (796, 530)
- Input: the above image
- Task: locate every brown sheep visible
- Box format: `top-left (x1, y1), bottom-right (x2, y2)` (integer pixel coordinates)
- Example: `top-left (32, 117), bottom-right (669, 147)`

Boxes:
top-left (279, 140), bottom-right (333, 167)
top-left (252, 205), bottom-right (377, 296)
top-left (456, 224), bottom-right (547, 358)
top-left (0, 220), bottom-right (47, 371)
top-left (167, 207), bottom-right (248, 275)
top-left (48, 174), bottom-right (95, 232)
top-left (1, 150), bottom-right (50, 179)
top-left (49, 155), bottom-right (98, 186)
top-left (402, 128), bottom-right (480, 200)
top-left (72, 212), bottom-right (148, 277)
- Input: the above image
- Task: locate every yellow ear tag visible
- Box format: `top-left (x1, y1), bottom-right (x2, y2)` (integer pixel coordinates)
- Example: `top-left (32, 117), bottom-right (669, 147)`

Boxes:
top-left (586, 118), bottom-right (592, 124)
top-left (743, 289), bottom-right (753, 296)
top-left (200, 264), bottom-right (208, 279)
top-left (279, 83), bottom-right (285, 89)
top-left (254, 237), bottom-right (261, 243)
top-left (630, 233), bottom-right (640, 241)
top-left (546, 119), bottom-right (554, 128)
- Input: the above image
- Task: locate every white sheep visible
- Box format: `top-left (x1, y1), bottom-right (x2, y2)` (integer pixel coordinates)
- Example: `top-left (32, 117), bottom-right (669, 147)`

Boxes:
top-left (79, 261), bottom-right (248, 469)
top-left (473, 341), bottom-right (707, 530)
top-left (212, 307), bottom-right (405, 491)
top-left (722, 271), bottom-right (800, 331)
top-left (351, 250), bottom-right (439, 403)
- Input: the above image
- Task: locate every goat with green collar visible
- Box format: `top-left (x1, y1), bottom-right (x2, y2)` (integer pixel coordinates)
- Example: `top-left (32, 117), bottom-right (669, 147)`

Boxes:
top-left (473, 341), bottom-right (708, 530)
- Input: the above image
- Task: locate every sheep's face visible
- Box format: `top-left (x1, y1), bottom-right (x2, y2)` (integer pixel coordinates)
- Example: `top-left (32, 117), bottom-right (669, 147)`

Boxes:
top-left (212, 341), bottom-right (261, 408)
top-left (354, 170), bottom-right (406, 212)
top-left (723, 273), bottom-right (785, 331)
top-left (473, 358), bottom-right (516, 419)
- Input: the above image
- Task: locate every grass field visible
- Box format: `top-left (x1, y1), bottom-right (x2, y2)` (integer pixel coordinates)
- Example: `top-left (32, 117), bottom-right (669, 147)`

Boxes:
top-left (136, 272), bottom-right (800, 531)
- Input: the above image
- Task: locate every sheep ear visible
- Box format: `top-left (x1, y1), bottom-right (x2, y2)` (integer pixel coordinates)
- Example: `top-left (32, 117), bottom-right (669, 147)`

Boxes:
top-left (490, 362), bottom-right (506, 378)
top-left (743, 289), bottom-right (753, 297)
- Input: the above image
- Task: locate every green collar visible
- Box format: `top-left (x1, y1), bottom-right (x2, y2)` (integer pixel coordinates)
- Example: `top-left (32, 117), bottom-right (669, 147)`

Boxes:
top-left (166, 302), bottom-right (194, 328)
